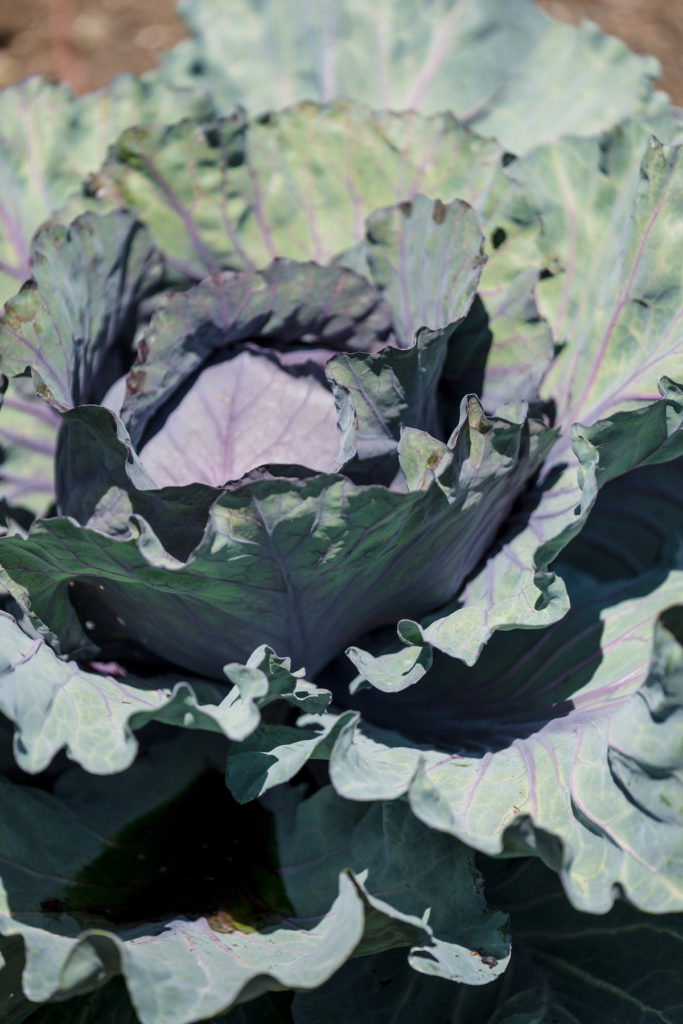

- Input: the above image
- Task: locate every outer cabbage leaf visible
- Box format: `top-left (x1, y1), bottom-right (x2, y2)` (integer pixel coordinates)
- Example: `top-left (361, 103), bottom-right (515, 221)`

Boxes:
top-left (520, 131), bottom-right (683, 433)
top-left (0, 77), bottom-right (213, 305)
top-left (0, 377), bottom-right (59, 520)
top-left (270, 786), bottom-right (510, 983)
top-left (0, 210), bottom-right (162, 520)
top-left (228, 566), bottom-right (683, 913)
top-left (0, 607), bottom-right (330, 775)
top-left (355, 131), bottom-right (683, 674)
top-left (158, 0), bottom-right (659, 154)
top-left (0, 211), bottom-right (162, 412)
top-left (78, 102), bottom-right (506, 283)
top-left (290, 857), bottom-right (683, 1024)
top-left (0, 737), bottom-right (508, 1023)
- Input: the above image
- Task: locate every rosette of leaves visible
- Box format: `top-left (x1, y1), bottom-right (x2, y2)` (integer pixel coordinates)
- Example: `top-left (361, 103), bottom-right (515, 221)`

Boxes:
top-left (0, 3), bottom-right (682, 1022)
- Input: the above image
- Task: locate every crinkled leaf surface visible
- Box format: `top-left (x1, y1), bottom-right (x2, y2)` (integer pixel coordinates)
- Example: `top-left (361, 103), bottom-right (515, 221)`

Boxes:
top-left (0, 76), bottom-right (213, 305)
top-left (0, 211), bottom-right (162, 411)
top-left (0, 396), bottom-right (552, 678)
top-left (229, 567), bottom-right (683, 913)
top-left (0, 738), bottom-right (506, 1023)
top-left (79, 103), bottom-right (505, 283)
top-left (0, 608), bottom-right (330, 774)
top-left (159, 0), bottom-right (658, 154)
top-left (291, 857), bottom-right (683, 1024)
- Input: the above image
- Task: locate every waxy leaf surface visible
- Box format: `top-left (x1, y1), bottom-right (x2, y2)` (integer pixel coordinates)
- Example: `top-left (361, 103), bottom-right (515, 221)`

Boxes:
top-left (160, 0), bottom-right (659, 153)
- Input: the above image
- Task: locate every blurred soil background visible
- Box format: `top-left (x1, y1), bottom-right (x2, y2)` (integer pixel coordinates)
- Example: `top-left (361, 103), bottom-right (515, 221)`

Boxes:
top-left (0, 0), bottom-right (680, 103)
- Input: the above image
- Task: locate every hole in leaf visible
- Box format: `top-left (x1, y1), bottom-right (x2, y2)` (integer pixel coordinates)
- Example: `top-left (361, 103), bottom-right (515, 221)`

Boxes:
top-left (490, 227), bottom-right (507, 249)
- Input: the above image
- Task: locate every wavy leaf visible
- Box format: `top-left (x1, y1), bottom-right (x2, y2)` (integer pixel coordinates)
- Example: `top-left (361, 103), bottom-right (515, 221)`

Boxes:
top-left (0, 738), bottom-right (507, 1021)
top-left (229, 571), bottom-right (683, 913)
top-left (0, 396), bottom-right (552, 678)
top-left (0, 609), bottom-right (329, 774)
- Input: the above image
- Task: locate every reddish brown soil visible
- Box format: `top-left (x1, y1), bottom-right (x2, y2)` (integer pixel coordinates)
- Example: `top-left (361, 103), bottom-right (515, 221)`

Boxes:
top-left (537, 0), bottom-right (683, 102)
top-left (0, 0), bottom-right (188, 94)
top-left (0, 0), bottom-right (681, 103)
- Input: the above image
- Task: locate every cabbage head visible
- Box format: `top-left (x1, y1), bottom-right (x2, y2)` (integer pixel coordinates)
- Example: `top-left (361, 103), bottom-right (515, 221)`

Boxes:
top-left (0, 2), bottom-right (681, 1022)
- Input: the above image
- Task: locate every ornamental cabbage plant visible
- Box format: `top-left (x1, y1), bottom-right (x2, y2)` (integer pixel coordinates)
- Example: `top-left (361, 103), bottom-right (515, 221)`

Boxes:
top-left (0, 2), bottom-right (681, 1022)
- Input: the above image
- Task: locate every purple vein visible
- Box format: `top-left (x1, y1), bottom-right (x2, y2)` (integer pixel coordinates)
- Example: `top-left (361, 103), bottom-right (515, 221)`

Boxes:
top-left (563, 148), bottom-right (679, 427)
top-left (406, 0), bottom-right (467, 108)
